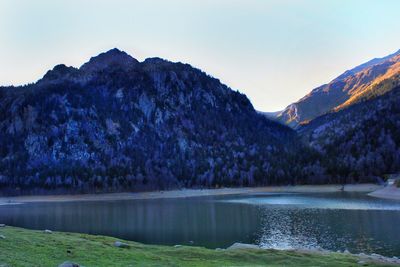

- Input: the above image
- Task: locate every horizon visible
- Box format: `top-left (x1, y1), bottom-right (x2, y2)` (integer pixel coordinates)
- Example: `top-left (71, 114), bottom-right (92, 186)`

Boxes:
top-left (1, 0), bottom-right (400, 111)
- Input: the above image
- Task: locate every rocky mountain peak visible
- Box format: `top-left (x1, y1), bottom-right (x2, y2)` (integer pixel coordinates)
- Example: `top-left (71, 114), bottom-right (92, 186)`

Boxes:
top-left (143, 57), bottom-right (169, 64)
top-left (80, 48), bottom-right (139, 73)
top-left (40, 64), bottom-right (79, 83)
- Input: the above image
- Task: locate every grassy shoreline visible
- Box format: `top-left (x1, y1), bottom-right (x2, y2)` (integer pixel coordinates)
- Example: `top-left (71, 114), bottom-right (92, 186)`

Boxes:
top-left (0, 184), bottom-right (381, 205)
top-left (0, 226), bottom-right (396, 267)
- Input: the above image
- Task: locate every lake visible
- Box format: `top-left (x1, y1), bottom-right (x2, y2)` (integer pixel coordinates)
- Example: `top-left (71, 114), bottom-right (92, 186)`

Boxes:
top-left (1, 192), bottom-right (400, 257)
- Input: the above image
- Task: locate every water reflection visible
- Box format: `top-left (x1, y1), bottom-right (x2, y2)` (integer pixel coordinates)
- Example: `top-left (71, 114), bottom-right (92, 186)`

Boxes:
top-left (223, 193), bottom-right (400, 210)
top-left (258, 208), bottom-right (321, 250)
top-left (0, 198), bottom-right (261, 248)
top-left (0, 192), bottom-right (399, 256)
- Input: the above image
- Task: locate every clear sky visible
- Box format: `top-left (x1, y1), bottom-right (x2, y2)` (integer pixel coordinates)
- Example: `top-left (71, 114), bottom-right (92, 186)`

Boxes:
top-left (1, 0), bottom-right (400, 111)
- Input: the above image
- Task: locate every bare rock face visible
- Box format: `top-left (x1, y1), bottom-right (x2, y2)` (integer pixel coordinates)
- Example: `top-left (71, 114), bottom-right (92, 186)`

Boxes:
top-left (227, 243), bottom-right (260, 250)
top-left (58, 261), bottom-right (80, 267)
top-left (114, 241), bottom-right (130, 248)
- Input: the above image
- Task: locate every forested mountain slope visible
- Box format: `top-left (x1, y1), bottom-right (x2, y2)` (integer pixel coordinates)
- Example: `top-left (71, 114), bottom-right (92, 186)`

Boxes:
top-left (299, 87), bottom-right (400, 183)
top-left (0, 49), bottom-right (311, 194)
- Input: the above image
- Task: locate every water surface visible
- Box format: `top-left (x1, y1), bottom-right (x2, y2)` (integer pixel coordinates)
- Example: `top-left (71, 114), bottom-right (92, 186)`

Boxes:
top-left (0, 192), bottom-right (399, 257)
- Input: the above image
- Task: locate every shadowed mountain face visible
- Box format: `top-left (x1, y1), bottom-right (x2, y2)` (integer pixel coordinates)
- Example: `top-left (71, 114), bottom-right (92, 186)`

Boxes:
top-left (0, 49), bottom-right (311, 194)
top-left (277, 49), bottom-right (400, 127)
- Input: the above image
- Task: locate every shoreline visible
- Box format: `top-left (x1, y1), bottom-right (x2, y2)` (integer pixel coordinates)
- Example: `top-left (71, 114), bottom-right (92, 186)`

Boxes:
top-left (368, 184), bottom-right (400, 200)
top-left (0, 183), bottom-right (381, 205)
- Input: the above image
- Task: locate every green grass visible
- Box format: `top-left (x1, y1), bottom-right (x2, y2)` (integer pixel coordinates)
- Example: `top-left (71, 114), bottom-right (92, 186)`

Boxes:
top-left (0, 226), bottom-right (393, 267)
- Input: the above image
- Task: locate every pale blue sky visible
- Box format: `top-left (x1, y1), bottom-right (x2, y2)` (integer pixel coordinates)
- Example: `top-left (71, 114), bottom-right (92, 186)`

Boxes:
top-left (1, 0), bottom-right (400, 111)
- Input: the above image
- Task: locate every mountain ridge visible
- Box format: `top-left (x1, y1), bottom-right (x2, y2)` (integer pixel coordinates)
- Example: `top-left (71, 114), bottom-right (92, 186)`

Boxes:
top-left (277, 49), bottom-right (400, 127)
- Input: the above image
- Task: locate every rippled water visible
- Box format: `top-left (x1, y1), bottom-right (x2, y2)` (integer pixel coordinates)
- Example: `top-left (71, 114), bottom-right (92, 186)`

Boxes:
top-left (0, 192), bottom-right (399, 256)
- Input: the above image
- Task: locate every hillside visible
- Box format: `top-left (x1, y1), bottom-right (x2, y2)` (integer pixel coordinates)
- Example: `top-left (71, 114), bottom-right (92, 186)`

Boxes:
top-left (0, 49), bottom-right (309, 195)
top-left (299, 87), bottom-right (400, 183)
top-left (277, 49), bottom-right (400, 127)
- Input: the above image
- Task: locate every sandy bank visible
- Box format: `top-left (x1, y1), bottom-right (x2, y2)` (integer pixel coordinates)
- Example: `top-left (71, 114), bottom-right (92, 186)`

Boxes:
top-left (0, 184), bottom-right (381, 205)
top-left (368, 184), bottom-right (400, 200)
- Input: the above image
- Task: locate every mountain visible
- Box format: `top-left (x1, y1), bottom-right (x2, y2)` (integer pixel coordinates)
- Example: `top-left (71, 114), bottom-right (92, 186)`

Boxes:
top-left (298, 86), bottom-right (400, 183)
top-left (3, 48), bottom-right (397, 195)
top-left (0, 49), bottom-right (310, 195)
top-left (277, 49), bottom-right (400, 127)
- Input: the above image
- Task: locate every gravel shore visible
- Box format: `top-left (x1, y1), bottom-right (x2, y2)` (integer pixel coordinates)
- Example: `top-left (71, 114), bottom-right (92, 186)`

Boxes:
top-left (0, 184), bottom-right (381, 205)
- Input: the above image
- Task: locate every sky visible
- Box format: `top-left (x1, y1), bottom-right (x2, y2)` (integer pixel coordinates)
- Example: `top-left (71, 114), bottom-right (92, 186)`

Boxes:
top-left (1, 0), bottom-right (400, 111)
